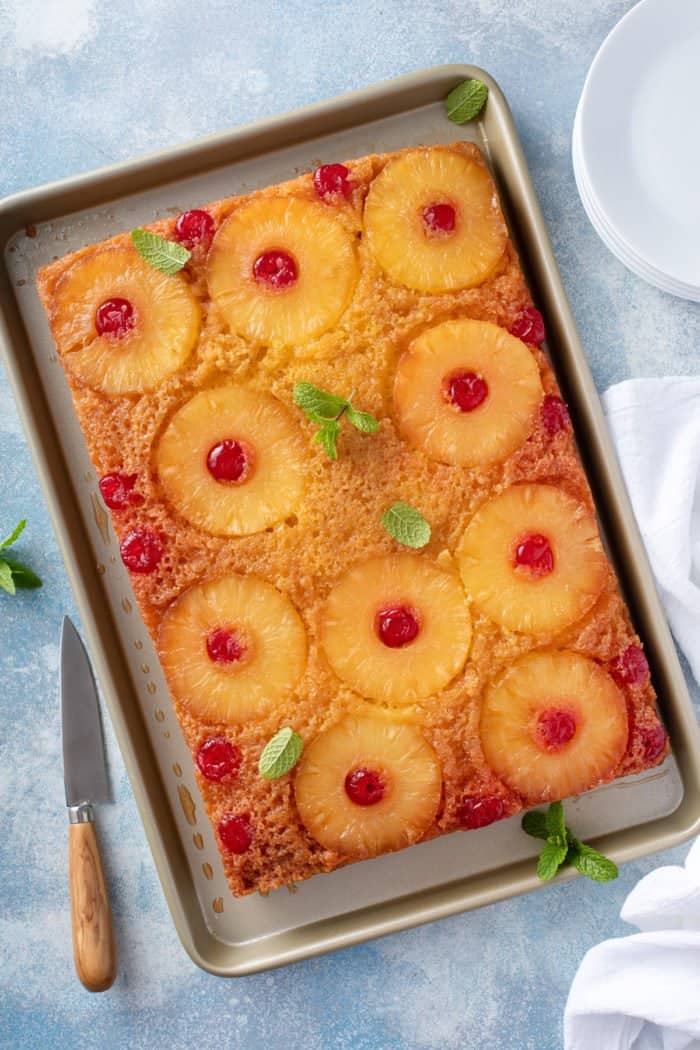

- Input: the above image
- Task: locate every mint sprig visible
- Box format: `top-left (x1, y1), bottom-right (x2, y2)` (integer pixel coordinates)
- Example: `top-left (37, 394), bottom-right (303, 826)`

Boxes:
top-left (537, 840), bottom-right (568, 882)
top-left (381, 502), bottom-right (431, 549)
top-left (522, 802), bottom-right (619, 883)
top-left (445, 79), bottom-right (488, 124)
top-left (0, 519), bottom-right (42, 595)
top-left (1, 519), bottom-right (27, 549)
top-left (545, 799), bottom-right (566, 841)
top-left (568, 840), bottom-right (619, 882)
top-left (293, 382), bottom-right (379, 460)
top-left (259, 727), bottom-right (303, 779)
top-left (131, 228), bottom-right (191, 274)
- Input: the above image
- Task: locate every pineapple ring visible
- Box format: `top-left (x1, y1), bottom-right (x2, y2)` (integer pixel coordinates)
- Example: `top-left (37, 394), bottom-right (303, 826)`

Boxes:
top-left (155, 385), bottom-right (305, 536)
top-left (321, 554), bottom-right (472, 704)
top-left (157, 574), bottom-right (307, 725)
top-left (50, 247), bottom-right (201, 395)
top-left (394, 318), bottom-right (543, 466)
top-left (457, 484), bottom-right (608, 635)
top-left (206, 197), bottom-right (359, 347)
top-left (480, 650), bottom-right (628, 802)
top-left (364, 147), bottom-right (507, 293)
top-left (294, 715), bottom-right (442, 856)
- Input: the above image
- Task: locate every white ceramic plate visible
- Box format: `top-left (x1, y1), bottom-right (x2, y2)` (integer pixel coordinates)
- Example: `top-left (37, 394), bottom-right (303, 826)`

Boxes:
top-left (576, 0), bottom-right (700, 291)
top-left (572, 109), bottom-right (700, 301)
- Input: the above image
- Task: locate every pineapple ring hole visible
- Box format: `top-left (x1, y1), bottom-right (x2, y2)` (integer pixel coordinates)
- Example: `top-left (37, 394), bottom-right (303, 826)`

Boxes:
top-left (344, 767), bottom-right (389, 806)
top-left (94, 296), bottom-right (137, 339)
top-left (206, 438), bottom-right (255, 485)
top-left (252, 249), bottom-right (298, 290)
top-left (534, 707), bottom-right (578, 752)
top-left (205, 626), bottom-right (250, 666)
top-left (421, 201), bottom-right (457, 236)
top-left (374, 604), bottom-right (421, 649)
top-left (443, 370), bottom-right (489, 413)
top-left (512, 532), bottom-right (555, 578)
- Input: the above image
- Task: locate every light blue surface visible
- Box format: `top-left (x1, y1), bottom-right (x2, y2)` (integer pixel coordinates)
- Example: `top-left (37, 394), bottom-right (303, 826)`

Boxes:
top-left (1, 2), bottom-right (698, 1047)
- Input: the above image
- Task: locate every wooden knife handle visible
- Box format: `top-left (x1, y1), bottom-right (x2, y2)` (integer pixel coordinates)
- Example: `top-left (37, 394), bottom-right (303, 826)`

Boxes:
top-left (69, 814), bottom-right (117, 991)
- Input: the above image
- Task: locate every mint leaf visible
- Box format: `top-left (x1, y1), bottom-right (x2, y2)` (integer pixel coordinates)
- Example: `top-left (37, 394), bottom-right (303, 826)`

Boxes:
top-left (131, 228), bottom-right (191, 275)
top-left (315, 419), bottom-right (340, 460)
top-left (4, 558), bottom-right (42, 589)
top-left (521, 810), bottom-right (549, 841)
top-left (537, 840), bottom-right (568, 881)
top-left (568, 840), bottom-right (619, 882)
top-left (524, 800), bottom-right (620, 884)
top-left (345, 405), bottom-right (379, 434)
top-left (381, 502), bottom-right (431, 549)
top-left (0, 519), bottom-right (26, 549)
top-left (0, 561), bottom-right (16, 595)
top-left (259, 727), bottom-right (303, 779)
top-left (293, 382), bottom-right (379, 459)
top-left (545, 800), bottom-right (566, 841)
top-left (293, 382), bottom-right (347, 421)
top-left (445, 79), bottom-right (488, 124)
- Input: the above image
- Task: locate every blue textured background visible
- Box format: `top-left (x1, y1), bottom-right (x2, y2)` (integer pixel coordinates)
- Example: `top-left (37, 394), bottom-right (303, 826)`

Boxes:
top-left (1, 2), bottom-right (698, 1048)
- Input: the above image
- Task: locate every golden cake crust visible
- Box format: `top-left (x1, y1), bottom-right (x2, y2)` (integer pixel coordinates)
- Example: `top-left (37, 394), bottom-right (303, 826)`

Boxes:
top-left (37, 141), bottom-right (667, 896)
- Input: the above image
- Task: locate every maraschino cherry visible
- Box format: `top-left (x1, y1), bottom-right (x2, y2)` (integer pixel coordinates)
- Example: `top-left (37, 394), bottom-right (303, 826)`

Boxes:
top-left (218, 814), bottom-right (253, 853)
top-left (206, 627), bottom-right (246, 665)
top-left (253, 251), bottom-right (298, 289)
top-left (447, 371), bottom-right (488, 412)
top-left (196, 737), bottom-right (242, 782)
top-left (457, 795), bottom-right (505, 829)
top-left (376, 605), bottom-right (420, 648)
top-left (174, 208), bottom-right (215, 249)
top-left (345, 768), bottom-right (387, 806)
top-left (513, 533), bottom-right (554, 577)
top-left (313, 164), bottom-right (352, 200)
top-left (95, 298), bottom-right (135, 338)
top-left (206, 439), bottom-right (250, 483)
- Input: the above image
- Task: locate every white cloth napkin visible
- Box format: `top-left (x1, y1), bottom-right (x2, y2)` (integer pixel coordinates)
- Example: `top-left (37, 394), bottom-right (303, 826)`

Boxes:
top-left (602, 377), bottom-right (700, 684)
top-left (564, 377), bottom-right (700, 1050)
top-left (564, 839), bottom-right (700, 1050)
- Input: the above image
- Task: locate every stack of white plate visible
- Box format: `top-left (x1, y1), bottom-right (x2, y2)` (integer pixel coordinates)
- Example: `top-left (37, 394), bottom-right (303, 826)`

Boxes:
top-left (572, 0), bottom-right (700, 301)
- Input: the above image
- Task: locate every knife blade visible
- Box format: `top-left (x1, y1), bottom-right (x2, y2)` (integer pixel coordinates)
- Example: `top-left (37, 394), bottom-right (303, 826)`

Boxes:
top-left (60, 616), bottom-right (117, 992)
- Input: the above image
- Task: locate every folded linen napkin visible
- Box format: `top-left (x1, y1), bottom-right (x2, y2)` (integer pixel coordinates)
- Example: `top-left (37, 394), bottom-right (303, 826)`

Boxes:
top-left (564, 377), bottom-right (700, 1050)
top-left (564, 839), bottom-right (700, 1050)
top-left (602, 377), bottom-right (700, 684)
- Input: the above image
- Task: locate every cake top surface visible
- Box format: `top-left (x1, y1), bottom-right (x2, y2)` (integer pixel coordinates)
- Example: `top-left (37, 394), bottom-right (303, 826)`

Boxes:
top-left (37, 142), bottom-right (666, 896)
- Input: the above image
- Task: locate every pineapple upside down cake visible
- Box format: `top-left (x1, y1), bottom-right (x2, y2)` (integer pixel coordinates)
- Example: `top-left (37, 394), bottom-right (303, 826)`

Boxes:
top-left (37, 142), bottom-right (668, 896)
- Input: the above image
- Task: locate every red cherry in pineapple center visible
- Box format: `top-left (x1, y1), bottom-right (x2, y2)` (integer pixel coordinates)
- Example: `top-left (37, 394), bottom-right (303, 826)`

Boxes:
top-left (206, 439), bottom-right (251, 483)
top-left (375, 605), bottom-right (420, 648)
top-left (422, 202), bottom-right (456, 234)
top-left (345, 767), bottom-right (387, 806)
top-left (196, 737), bottom-right (242, 782)
top-left (447, 371), bottom-right (489, 413)
top-left (206, 627), bottom-right (247, 665)
top-left (536, 708), bottom-right (577, 750)
top-left (174, 208), bottom-right (215, 248)
top-left (514, 533), bottom-right (554, 577)
top-left (253, 250), bottom-right (298, 289)
top-left (95, 297), bottom-right (136, 338)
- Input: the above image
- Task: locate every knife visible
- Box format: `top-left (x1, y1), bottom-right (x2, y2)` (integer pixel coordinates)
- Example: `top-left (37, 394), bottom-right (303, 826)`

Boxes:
top-left (60, 616), bottom-right (117, 992)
